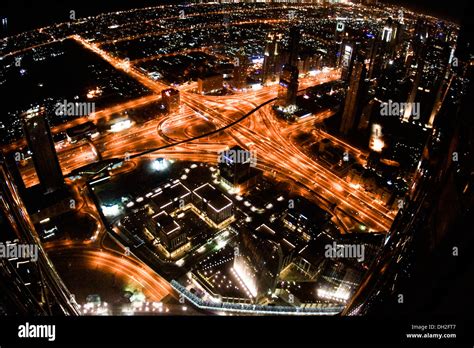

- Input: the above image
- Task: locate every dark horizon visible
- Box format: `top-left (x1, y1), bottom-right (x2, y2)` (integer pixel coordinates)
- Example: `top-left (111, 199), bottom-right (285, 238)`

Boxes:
top-left (382, 0), bottom-right (470, 22)
top-left (0, 0), bottom-right (470, 37)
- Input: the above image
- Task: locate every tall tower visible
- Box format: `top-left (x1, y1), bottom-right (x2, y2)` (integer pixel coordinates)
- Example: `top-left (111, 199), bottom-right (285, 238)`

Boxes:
top-left (287, 26), bottom-right (301, 67)
top-left (342, 19), bottom-right (474, 317)
top-left (0, 16), bottom-right (7, 38)
top-left (275, 26), bottom-right (302, 110)
top-left (403, 37), bottom-right (450, 126)
top-left (233, 47), bottom-right (248, 90)
top-left (276, 64), bottom-right (299, 109)
top-left (413, 18), bottom-right (428, 60)
top-left (0, 155), bottom-right (79, 315)
top-left (161, 88), bottom-right (180, 113)
top-left (332, 20), bottom-right (346, 68)
top-left (262, 32), bottom-right (283, 84)
top-left (21, 106), bottom-right (64, 194)
top-left (402, 52), bottom-right (425, 123)
top-left (340, 60), bottom-right (367, 135)
top-left (367, 18), bottom-right (401, 80)
top-left (339, 41), bottom-right (356, 81)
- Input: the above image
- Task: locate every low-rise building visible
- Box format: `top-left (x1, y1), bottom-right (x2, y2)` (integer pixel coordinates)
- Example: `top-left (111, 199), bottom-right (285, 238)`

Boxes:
top-left (198, 73), bottom-right (223, 94)
top-left (192, 183), bottom-right (233, 226)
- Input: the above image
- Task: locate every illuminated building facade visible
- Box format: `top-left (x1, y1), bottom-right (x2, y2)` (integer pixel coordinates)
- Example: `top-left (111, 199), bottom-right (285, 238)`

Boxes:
top-left (21, 107), bottom-right (64, 194)
top-left (0, 156), bottom-right (79, 315)
top-left (192, 183), bottom-right (233, 225)
top-left (262, 32), bottom-right (283, 84)
top-left (161, 88), bottom-right (180, 113)
top-left (198, 74), bottom-right (223, 94)
top-left (218, 145), bottom-right (252, 188)
top-left (369, 123), bottom-right (384, 153)
top-left (153, 211), bottom-right (188, 256)
top-left (233, 228), bottom-right (283, 301)
top-left (340, 60), bottom-right (367, 135)
top-left (276, 64), bottom-right (299, 109)
top-left (151, 181), bottom-right (192, 213)
top-left (233, 47), bottom-right (248, 90)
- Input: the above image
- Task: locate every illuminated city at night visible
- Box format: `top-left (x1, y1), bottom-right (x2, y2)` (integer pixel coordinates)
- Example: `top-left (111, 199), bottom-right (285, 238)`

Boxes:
top-left (0, 0), bottom-right (472, 345)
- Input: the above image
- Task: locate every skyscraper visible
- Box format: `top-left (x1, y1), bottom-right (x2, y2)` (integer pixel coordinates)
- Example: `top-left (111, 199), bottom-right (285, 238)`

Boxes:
top-left (3, 151), bottom-right (26, 195)
top-left (233, 47), bottom-right (248, 90)
top-left (21, 107), bottom-right (64, 194)
top-left (340, 60), bottom-right (367, 135)
top-left (275, 26), bottom-right (302, 110)
top-left (402, 50), bottom-right (425, 123)
top-left (262, 32), bottom-right (283, 85)
top-left (413, 18), bottom-right (428, 56)
top-left (403, 37), bottom-right (451, 126)
top-left (218, 145), bottom-right (252, 187)
top-left (287, 26), bottom-right (301, 67)
top-left (343, 19), bottom-right (474, 316)
top-left (276, 64), bottom-right (299, 109)
top-left (0, 16), bottom-right (7, 38)
top-left (233, 228), bottom-right (284, 301)
top-left (339, 41), bottom-right (357, 81)
top-left (161, 88), bottom-right (180, 113)
top-left (367, 18), bottom-right (402, 80)
top-left (0, 155), bottom-right (79, 315)
top-left (332, 20), bottom-right (346, 68)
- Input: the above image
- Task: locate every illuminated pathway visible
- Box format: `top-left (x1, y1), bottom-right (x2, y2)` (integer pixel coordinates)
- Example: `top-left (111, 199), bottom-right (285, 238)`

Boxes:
top-left (49, 248), bottom-right (173, 302)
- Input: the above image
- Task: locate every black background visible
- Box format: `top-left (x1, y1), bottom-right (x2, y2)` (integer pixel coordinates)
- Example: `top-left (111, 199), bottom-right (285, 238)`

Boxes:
top-left (0, 316), bottom-right (473, 346)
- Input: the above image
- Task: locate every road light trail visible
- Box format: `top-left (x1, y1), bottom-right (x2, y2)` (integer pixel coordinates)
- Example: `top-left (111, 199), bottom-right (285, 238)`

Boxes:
top-left (18, 33), bottom-right (394, 232)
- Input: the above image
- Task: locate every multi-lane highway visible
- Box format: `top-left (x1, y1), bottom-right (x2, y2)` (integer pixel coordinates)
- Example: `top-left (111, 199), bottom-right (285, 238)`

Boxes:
top-left (9, 32), bottom-right (395, 233)
top-left (50, 248), bottom-right (173, 302)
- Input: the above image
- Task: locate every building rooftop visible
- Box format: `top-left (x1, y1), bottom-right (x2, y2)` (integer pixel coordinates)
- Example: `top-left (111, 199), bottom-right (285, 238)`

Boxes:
top-left (193, 183), bottom-right (233, 212)
top-left (153, 211), bottom-right (181, 236)
top-left (162, 88), bottom-right (179, 97)
top-left (256, 224), bottom-right (296, 256)
top-left (151, 181), bottom-right (191, 211)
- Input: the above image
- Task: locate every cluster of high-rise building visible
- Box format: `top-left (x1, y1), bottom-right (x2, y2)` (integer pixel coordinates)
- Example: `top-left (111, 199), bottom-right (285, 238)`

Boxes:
top-left (333, 11), bottom-right (457, 168)
top-left (341, 10), bottom-right (474, 315)
top-left (262, 27), bottom-right (302, 111)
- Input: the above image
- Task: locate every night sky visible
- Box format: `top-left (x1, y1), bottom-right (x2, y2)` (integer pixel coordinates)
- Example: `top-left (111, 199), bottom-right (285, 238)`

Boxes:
top-left (0, 0), bottom-right (471, 36)
top-left (381, 0), bottom-right (470, 22)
